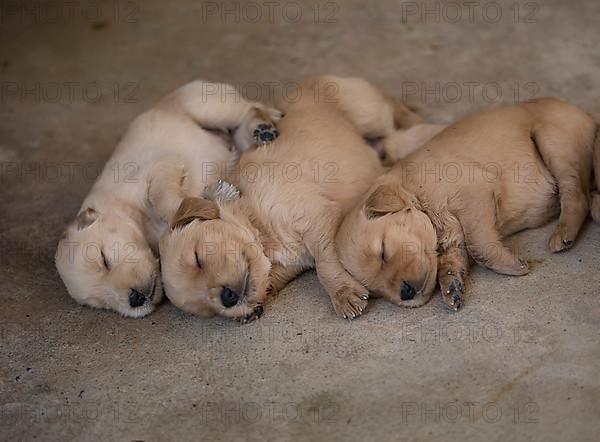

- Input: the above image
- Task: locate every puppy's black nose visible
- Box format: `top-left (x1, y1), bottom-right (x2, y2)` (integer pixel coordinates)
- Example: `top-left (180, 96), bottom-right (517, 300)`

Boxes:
top-left (220, 287), bottom-right (239, 308)
top-left (128, 289), bottom-right (146, 307)
top-left (400, 281), bottom-right (417, 300)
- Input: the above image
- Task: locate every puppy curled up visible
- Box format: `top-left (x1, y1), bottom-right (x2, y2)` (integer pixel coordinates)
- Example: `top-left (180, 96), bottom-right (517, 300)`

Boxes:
top-left (55, 80), bottom-right (282, 317)
top-left (337, 97), bottom-right (600, 311)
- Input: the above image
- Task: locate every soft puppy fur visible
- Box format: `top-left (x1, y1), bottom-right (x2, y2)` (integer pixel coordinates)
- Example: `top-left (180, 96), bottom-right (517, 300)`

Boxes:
top-left (337, 98), bottom-right (600, 311)
top-left (159, 76), bottom-right (422, 321)
top-left (56, 80), bottom-right (282, 317)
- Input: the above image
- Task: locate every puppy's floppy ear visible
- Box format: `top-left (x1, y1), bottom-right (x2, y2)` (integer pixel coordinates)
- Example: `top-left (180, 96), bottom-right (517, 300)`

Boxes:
top-left (171, 197), bottom-right (219, 229)
top-left (75, 208), bottom-right (98, 230)
top-left (364, 183), bottom-right (409, 219)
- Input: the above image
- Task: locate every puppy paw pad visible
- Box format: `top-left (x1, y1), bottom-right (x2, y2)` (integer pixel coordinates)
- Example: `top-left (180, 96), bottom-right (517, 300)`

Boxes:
top-left (448, 278), bottom-right (465, 294)
top-left (253, 123), bottom-right (279, 144)
top-left (443, 279), bottom-right (464, 311)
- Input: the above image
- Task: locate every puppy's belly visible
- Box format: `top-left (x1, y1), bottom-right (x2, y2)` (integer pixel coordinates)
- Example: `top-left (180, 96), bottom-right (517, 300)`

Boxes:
top-left (497, 164), bottom-right (559, 236)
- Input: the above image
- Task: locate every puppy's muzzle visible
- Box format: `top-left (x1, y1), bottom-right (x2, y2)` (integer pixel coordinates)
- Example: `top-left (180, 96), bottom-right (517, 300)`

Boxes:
top-left (128, 276), bottom-right (158, 308)
top-left (220, 287), bottom-right (240, 308)
top-left (128, 288), bottom-right (147, 307)
top-left (399, 281), bottom-right (417, 300)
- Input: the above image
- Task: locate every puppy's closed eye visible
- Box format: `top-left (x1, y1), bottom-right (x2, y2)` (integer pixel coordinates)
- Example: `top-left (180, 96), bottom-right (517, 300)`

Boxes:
top-left (381, 241), bottom-right (387, 264)
top-left (101, 251), bottom-right (111, 271)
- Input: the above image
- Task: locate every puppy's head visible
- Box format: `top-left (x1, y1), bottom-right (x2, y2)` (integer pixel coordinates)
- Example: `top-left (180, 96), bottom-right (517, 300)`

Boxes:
top-left (336, 181), bottom-right (438, 307)
top-left (159, 196), bottom-right (267, 320)
top-left (55, 208), bottom-right (162, 318)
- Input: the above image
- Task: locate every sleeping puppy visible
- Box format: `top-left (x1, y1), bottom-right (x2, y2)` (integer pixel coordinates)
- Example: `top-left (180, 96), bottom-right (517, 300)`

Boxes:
top-left (159, 76), bottom-right (421, 321)
top-left (337, 98), bottom-right (600, 311)
top-left (55, 80), bottom-right (282, 317)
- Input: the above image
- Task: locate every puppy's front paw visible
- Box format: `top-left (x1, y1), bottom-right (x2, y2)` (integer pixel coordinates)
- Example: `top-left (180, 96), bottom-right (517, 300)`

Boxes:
top-left (440, 277), bottom-right (465, 311)
top-left (239, 305), bottom-right (264, 324)
top-left (253, 123), bottom-right (279, 144)
top-left (330, 282), bottom-right (369, 320)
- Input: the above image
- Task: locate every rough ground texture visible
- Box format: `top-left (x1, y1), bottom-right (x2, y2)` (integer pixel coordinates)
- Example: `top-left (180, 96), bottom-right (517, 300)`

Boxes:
top-left (1, 1), bottom-right (599, 441)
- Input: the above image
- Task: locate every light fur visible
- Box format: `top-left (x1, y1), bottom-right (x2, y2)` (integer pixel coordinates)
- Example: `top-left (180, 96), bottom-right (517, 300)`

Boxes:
top-left (159, 75), bottom-right (422, 320)
top-left (56, 81), bottom-right (282, 317)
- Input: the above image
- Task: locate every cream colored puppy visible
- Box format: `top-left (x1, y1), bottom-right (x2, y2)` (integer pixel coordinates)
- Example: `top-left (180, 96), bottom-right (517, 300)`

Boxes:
top-left (56, 81), bottom-right (282, 317)
top-left (159, 76), bottom-right (421, 321)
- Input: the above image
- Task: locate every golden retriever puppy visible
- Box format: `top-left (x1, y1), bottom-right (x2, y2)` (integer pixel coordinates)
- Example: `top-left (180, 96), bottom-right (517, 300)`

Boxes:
top-left (337, 98), bottom-right (600, 311)
top-left (56, 80), bottom-right (282, 317)
top-left (159, 76), bottom-right (421, 321)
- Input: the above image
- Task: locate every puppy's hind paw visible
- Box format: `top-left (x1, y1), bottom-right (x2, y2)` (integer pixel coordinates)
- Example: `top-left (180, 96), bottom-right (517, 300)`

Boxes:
top-left (253, 123), bottom-right (279, 144)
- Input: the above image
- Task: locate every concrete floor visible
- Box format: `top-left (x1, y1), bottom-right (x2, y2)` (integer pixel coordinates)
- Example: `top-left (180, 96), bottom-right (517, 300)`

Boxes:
top-left (1, 0), bottom-right (599, 440)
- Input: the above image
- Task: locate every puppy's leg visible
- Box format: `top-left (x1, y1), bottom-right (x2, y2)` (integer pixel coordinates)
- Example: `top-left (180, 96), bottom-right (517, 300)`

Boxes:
top-left (313, 76), bottom-right (421, 139)
top-left (239, 249), bottom-right (272, 324)
top-left (532, 124), bottom-right (594, 252)
top-left (430, 209), bottom-right (470, 310)
top-left (146, 162), bottom-right (187, 224)
top-left (303, 205), bottom-right (369, 319)
top-left (267, 263), bottom-right (307, 296)
top-left (162, 80), bottom-right (283, 151)
top-left (457, 196), bottom-right (530, 276)
top-left (437, 245), bottom-right (469, 311)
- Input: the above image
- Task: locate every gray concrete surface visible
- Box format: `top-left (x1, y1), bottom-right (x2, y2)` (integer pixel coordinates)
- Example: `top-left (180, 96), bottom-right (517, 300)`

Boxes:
top-left (1, 0), bottom-right (599, 441)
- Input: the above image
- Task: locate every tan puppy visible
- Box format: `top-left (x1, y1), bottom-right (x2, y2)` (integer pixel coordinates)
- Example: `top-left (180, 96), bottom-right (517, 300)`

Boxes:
top-left (56, 80), bottom-right (281, 317)
top-left (337, 98), bottom-right (600, 311)
top-left (159, 76), bottom-right (420, 321)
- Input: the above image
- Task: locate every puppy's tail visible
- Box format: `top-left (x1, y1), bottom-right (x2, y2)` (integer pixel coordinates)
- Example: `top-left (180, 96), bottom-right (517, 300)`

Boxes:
top-left (591, 113), bottom-right (600, 223)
